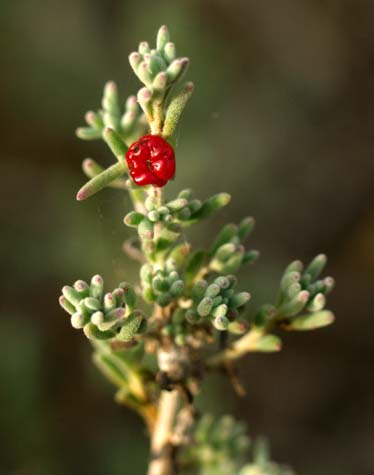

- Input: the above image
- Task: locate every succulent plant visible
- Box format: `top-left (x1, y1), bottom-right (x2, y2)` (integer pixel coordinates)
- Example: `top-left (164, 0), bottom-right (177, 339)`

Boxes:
top-left (59, 25), bottom-right (336, 475)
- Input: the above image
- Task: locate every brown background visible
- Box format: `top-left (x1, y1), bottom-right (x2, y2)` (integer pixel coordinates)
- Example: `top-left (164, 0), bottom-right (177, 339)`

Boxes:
top-left (0, 1), bottom-right (373, 474)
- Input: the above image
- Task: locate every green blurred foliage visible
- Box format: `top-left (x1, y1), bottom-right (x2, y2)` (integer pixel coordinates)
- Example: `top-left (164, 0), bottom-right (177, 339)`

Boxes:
top-left (0, 1), bottom-right (373, 474)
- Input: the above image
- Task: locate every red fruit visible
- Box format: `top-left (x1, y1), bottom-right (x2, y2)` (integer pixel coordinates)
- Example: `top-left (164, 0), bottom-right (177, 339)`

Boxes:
top-left (125, 135), bottom-right (175, 187)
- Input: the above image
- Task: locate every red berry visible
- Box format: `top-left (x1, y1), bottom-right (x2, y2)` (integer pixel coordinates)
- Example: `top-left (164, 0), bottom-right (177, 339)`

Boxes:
top-left (125, 135), bottom-right (175, 187)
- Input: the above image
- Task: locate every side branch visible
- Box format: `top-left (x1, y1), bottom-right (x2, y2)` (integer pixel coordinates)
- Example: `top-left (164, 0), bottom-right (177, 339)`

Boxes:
top-left (206, 327), bottom-right (281, 368)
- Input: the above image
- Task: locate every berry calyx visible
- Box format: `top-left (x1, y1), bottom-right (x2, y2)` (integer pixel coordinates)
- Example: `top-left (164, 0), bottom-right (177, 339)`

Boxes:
top-left (125, 135), bottom-right (175, 187)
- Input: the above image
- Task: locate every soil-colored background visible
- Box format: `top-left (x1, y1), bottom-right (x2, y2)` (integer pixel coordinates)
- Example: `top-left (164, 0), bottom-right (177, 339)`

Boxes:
top-left (1, 1), bottom-right (373, 474)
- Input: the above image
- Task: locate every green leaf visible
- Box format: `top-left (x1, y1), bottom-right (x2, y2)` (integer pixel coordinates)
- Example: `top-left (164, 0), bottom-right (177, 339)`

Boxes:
top-left (76, 161), bottom-right (126, 201)
top-left (59, 296), bottom-right (76, 315)
top-left (162, 81), bottom-right (194, 138)
top-left (305, 254), bottom-right (327, 280)
top-left (92, 352), bottom-right (128, 388)
top-left (103, 127), bottom-right (128, 161)
top-left (184, 250), bottom-right (208, 288)
top-left (124, 211), bottom-right (145, 227)
top-left (76, 126), bottom-right (101, 140)
top-left (62, 286), bottom-right (81, 307)
top-left (189, 193), bottom-right (231, 222)
top-left (119, 282), bottom-right (137, 311)
top-left (210, 223), bottom-right (237, 255)
top-left (237, 216), bottom-right (255, 242)
top-left (117, 312), bottom-right (145, 342)
top-left (197, 297), bottom-right (213, 317)
top-left (252, 334), bottom-right (282, 352)
top-left (278, 290), bottom-right (309, 317)
top-left (83, 322), bottom-right (115, 340)
top-left (156, 25), bottom-right (170, 52)
top-left (286, 310), bottom-right (335, 331)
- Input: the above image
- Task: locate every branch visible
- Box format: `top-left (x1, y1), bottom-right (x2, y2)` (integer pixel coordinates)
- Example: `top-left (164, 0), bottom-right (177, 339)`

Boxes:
top-left (148, 389), bottom-right (180, 475)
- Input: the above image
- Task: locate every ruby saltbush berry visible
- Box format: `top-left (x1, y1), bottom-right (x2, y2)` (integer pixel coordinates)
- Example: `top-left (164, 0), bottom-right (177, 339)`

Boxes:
top-left (60, 25), bottom-right (336, 475)
top-left (126, 134), bottom-right (175, 187)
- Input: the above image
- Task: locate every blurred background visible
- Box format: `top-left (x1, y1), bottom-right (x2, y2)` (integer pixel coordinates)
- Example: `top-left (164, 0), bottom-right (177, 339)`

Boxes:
top-left (1, 1), bottom-right (373, 474)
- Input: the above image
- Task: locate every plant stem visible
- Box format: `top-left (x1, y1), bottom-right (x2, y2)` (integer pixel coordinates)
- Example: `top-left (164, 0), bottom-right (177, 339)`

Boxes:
top-left (148, 389), bottom-right (180, 475)
top-left (206, 327), bottom-right (265, 367)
